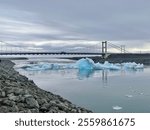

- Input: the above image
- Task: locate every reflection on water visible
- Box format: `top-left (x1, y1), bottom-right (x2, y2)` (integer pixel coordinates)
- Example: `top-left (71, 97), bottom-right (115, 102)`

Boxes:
top-left (102, 70), bottom-right (108, 86)
top-left (14, 59), bottom-right (150, 113)
top-left (18, 67), bottom-right (145, 85)
top-left (77, 69), bottom-right (94, 80)
top-left (19, 68), bottom-right (142, 79)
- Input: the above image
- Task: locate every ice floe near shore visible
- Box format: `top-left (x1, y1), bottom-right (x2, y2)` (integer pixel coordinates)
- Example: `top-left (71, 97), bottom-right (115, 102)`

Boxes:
top-left (112, 106), bottom-right (123, 110)
top-left (21, 58), bottom-right (144, 71)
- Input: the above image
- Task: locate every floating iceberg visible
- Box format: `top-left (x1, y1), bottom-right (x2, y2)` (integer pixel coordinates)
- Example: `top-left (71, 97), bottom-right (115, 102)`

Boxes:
top-left (75, 58), bottom-right (95, 70)
top-left (75, 58), bottom-right (143, 70)
top-left (122, 62), bottom-right (144, 69)
top-left (22, 63), bottom-right (61, 71)
top-left (112, 106), bottom-right (123, 110)
top-left (21, 58), bottom-right (144, 71)
top-left (125, 94), bottom-right (133, 98)
top-left (94, 61), bottom-right (121, 70)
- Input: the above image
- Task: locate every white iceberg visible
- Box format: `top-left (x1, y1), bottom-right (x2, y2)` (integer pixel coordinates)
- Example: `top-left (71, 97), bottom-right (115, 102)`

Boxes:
top-left (22, 63), bottom-right (61, 71)
top-left (94, 61), bottom-right (121, 70)
top-left (125, 94), bottom-right (133, 98)
top-left (112, 106), bottom-right (123, 110)
top-left (122, 62), bottom-right (144, 70)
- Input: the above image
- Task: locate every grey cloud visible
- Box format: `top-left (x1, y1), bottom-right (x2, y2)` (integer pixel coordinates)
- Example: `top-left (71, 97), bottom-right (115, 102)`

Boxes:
top-left (0, 0), bottom-right (150, 52)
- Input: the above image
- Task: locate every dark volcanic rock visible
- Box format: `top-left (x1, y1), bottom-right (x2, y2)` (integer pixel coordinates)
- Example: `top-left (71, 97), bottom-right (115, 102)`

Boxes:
top-left (25, 97), bottom-right (39, 108)
top-left (0, 60), bottom-right (92, 113)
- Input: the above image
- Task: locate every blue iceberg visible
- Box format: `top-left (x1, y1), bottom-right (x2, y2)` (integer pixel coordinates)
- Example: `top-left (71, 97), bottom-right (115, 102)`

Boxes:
top-left (75, 58), bottom-right (95, 70)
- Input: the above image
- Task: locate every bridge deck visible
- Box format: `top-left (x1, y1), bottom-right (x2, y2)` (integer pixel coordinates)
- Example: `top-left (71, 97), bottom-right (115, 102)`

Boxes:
top-left (0, 52), bottom-right (149, 56)
top-left (0, 52), bottom-right (102, 55)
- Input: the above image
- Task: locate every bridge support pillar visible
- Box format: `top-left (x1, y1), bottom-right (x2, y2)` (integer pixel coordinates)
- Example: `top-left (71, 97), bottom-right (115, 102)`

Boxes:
top-left (121, 45), bottom-right (126, 53)
top-left (102, 41), bottom-right (108, 59)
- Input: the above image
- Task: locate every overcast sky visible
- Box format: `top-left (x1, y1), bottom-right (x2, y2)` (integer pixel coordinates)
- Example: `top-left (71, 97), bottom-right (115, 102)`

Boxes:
top-left (0, 0), bottom-right (150, 52)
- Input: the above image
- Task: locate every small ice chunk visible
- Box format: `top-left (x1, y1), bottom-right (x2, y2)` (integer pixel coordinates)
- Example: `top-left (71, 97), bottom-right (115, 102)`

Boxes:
top-left (112, 106), bottom-right (122, 110)
top-left (125, 94), bottom-right (133, 98)
top-left (140, 92), bottom-right (144, 95)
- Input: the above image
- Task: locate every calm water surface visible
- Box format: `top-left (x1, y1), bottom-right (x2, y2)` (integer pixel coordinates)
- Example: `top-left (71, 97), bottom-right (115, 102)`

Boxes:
top-left (14, 56), bottom-right (150, 112)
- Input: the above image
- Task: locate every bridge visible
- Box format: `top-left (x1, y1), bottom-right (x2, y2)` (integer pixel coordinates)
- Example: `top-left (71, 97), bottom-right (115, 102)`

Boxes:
top-left (0, 41), bottom-right (129, 58)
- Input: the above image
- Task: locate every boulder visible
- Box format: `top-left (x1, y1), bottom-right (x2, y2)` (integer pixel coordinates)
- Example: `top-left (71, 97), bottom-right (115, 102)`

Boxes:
top-left (0, 106), bottom-right (8, 113)
top-left (2, 100), bottom-right (16, 107)
top-left (8, 95), bottom-right (20, 102)
top-left (25, 97), bottom-right (39, 108)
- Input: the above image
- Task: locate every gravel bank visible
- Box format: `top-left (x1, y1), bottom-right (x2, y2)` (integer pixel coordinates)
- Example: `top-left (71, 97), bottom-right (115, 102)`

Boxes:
top-left (0, 60), bottom-right (92, 113)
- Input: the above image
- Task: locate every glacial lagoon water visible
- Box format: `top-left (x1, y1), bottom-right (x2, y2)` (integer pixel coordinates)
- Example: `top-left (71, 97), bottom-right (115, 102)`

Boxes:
top-left (14, 56), bottom-right (150, 112)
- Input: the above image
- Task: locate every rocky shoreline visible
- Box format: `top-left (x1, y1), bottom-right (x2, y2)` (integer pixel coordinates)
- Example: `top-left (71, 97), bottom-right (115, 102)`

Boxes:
top-left (0, 60), bottom-right (92, 113)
